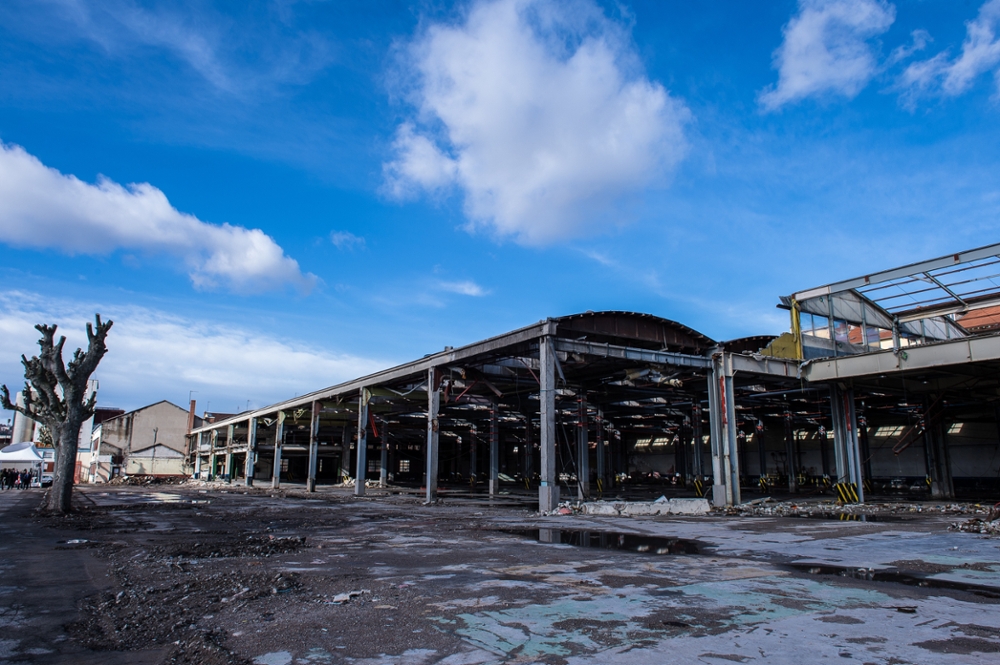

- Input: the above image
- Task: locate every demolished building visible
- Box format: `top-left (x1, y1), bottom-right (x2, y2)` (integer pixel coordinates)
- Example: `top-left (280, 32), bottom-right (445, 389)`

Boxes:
top-left (188, 242), bottom-right (1000, 510)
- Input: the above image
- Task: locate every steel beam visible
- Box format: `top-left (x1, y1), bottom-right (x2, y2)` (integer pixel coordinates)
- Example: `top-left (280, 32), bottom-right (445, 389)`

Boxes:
top-left (189, 320), bottom-right (558, 435)
top-left (553, 339), bottom-right (711, 369)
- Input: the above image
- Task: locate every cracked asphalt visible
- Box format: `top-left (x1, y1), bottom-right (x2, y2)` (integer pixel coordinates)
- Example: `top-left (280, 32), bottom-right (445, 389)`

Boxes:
top-left (1, 484), bottom-right (999, 664)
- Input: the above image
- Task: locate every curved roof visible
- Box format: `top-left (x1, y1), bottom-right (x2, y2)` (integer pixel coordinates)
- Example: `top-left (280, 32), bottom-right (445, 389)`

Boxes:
top-left (721, 335), bottom-right (778, 355)
top-left (555, 311), bottom-right (715, 353)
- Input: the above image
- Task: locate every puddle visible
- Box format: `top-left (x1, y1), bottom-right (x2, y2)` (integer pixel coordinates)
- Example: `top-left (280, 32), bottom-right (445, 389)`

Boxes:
top-left (507, 528), bottom-right (703, 555)
top-left (791, 513), bottom-right (917, 523)
top-left (790, 563), bottom-right (1000, 597)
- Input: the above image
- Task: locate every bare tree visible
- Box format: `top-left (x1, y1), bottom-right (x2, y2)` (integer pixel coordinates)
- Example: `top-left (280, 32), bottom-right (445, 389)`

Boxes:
top-left (2, 315), bottom-right (113, 513)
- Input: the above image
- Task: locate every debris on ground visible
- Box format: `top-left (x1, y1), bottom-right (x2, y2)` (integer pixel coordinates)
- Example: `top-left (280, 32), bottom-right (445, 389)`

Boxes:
top-left (107, 475), bottom-right (189, 486)
top-left (726, 499), bottom-right (992, 519)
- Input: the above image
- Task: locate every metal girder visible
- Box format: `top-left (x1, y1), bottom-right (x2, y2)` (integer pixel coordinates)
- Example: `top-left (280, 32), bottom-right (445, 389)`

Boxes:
top-left (552, 339), bottom-right (711, 369)
top-left (803, 333), bottom-right (1000, 382)
top-left (190, 320), bottom-right (557, 435)
top-left (792, 242), bottom-right (1000, 301)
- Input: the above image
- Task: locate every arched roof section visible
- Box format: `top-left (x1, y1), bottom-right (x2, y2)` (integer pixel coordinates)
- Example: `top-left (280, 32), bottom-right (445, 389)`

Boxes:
top-left (721, 335), bottom-right (778, 355)
top-left (554, 311), bottom-right (715, 354)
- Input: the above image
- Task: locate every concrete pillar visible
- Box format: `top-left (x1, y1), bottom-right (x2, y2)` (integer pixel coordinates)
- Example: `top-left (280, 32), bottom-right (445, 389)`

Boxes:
top-left (539, 336), bottom-right (559, 512)
top-left (355, 389), bottom-right (370, 497)
top-left (576, 394), bottom-right (589, 500)
top-left (271, 412), bottom-right (285, 489)
top-left (380, 418), bottom-right (389, 488)
top-left (244, 417), bottom-right (257, 487)
top-left (489, 400), bottom-right (500, 496)
top-left (341, 425), bottom-right (351, 482)
top-left (426, 369), bottom-right (440, 502)
top-left (307, 401), bottom-right (320, 492)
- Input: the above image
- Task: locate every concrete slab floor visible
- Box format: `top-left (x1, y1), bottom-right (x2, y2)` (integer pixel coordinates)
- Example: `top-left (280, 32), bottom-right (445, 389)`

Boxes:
top-left (1, 485), bottom-right (998, 664)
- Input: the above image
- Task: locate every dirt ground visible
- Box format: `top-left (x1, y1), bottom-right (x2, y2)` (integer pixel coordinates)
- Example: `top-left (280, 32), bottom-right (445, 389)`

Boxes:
top-left (1, 484), bottom-right (999, 665)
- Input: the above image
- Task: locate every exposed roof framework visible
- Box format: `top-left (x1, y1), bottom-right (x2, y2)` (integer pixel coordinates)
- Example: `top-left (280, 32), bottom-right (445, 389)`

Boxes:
top-left (784, 242), bottom-right (1000, 359)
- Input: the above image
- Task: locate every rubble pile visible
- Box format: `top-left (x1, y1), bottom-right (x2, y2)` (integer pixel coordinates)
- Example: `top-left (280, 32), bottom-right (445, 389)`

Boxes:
top-left (951, 503), bottom-right (1000, 535)
top-left (152, 534), bottom-right (308, 559)
top-left (723, 499), bottom-right (991, 519)
top-left (107, 475), bottom-right (188, 486)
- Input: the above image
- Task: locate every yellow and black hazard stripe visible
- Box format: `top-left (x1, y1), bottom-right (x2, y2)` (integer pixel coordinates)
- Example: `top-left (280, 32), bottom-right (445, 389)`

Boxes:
top-left (693, 477), bottom-right (704, 497)
top-left (834, 481), bottom-right (860, 504)
top-left (759, 476), bottom-right (770, 493)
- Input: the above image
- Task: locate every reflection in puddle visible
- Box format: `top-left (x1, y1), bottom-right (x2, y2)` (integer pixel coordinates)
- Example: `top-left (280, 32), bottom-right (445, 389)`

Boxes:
top-left (790, 563), bottom-right (1000, 597)
top-left (791, 513), bottom-right (916, 523)
top-left (508, 528), bottom-right (702, 555)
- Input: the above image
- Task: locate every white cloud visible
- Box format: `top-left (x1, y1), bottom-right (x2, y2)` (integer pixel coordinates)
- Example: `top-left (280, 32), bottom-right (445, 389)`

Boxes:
top-left (898, 0), bottom-right (1000, 101)
top-left (437, 280), bottom-right (489, 297)
top-left (329, 230), bottom-right (366, 251)
top-left (0, 142), bottom-right (314, 293)
top-left (759, 0), bottom-right (895, 111)
top-left (383, 0), bottom-right (689, 246)
top-left (0, 292), bottom-right (386, 414)
top-left (45, 0), bottom-right (332, 94)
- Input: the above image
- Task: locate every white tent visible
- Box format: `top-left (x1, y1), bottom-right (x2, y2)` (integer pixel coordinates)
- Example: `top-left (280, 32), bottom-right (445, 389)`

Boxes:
top-left (0, 442), bottom-right (46, 487)
top-left (0, 441), bottom-right (44, 464)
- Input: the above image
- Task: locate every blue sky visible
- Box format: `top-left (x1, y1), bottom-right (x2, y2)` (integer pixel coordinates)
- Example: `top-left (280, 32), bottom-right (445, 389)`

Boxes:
top-left (2, 0), bottom-right (1000, 417)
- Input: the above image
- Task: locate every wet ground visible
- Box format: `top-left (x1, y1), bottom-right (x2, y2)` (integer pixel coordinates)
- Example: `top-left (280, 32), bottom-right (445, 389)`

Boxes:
top-left (1, 484), bottom-right (999, 664)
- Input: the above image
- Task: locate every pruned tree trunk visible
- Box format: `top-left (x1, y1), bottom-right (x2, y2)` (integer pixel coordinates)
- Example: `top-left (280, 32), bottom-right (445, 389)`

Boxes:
top-left (2, 315), bottom-right (113, 513)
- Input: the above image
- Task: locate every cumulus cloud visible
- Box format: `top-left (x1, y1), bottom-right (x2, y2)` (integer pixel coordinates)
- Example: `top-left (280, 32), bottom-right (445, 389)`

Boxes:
top-left (0, 292), bottom-right (386, 414)
top-left (383, 0), bottom-right (690, 245)
top-left (0, 142), bottom-right (314, 293)
top-left (898, 0), bottom-right (1000, 101)
top-left (760, 0), bottom-right (895, 111)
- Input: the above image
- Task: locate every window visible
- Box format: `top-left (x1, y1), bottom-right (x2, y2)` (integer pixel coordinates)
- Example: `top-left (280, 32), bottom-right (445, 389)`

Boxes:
top-left (368, 459), bottom-right (381, 473)
top-left (398, 459), bottom-right (411, 473)
top-left (281, 459), bottom-right (289, 472)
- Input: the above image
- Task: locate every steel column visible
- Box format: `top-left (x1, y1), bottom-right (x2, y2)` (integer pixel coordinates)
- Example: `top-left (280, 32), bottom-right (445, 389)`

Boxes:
top-left (355, 389), bottom-right (369, 497)
top-left (307, 401), bottom-right (320, 492)
top-left (784, 410), bottom-right (797, 493)
top-left (577, 394), bottom-right (589, 500)
top-left (380, 417), bottom-right (389, 488)
top-left (244, 417), bottom-right (256, 487)
top-left (426, 368), bottom-right (440, 502)
top-left (194, 432), bottom-right (203, 478)
top-left (707, 360), bottom-right (726, 506)
top-left (539, 336), bottom-right (559, 512)
top-left (489, 400), bottom-right (499, 496)
top-left (723, 356), bottom-right (741, 505)
top-left (595, 407), bottom-right (605, 491)
top-left (692, 404), bottom-right (703, 478)
top-left (469, 425), bottom-right (478, 486)
top-left (271, 413), bottom-right (284, 489)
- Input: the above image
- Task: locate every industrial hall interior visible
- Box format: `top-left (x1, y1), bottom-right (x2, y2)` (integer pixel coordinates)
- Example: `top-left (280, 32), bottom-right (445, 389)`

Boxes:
top-left (189, 242), bottom-right (1000, 511)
